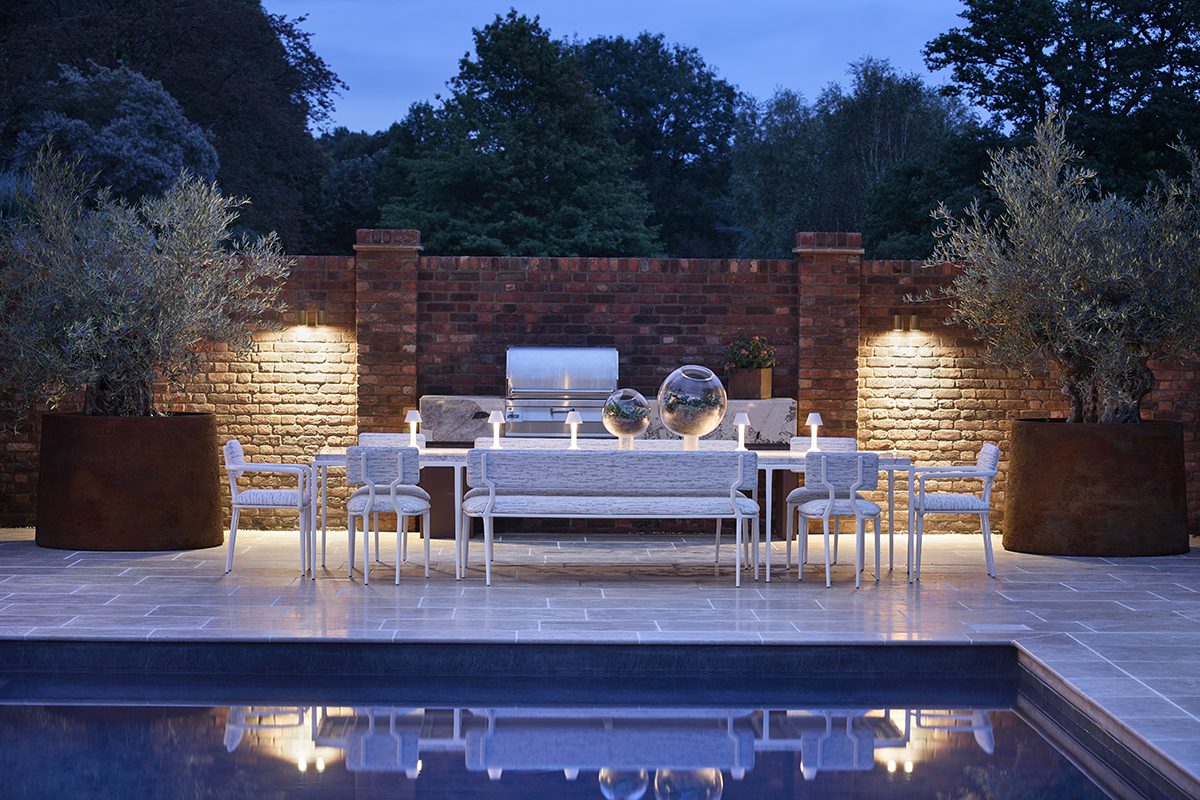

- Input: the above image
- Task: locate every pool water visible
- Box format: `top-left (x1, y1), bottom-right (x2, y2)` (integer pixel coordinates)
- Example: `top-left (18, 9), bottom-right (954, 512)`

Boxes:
top-left (0, 702), bottom-right (1108, 799)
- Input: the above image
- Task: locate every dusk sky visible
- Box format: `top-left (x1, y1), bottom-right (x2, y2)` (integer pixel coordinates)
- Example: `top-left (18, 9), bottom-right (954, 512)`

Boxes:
top-left (262, 0), bottom-right (968, 133)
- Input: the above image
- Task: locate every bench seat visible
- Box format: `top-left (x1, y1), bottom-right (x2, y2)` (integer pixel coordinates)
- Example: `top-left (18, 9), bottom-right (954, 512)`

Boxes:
top-left (462, 493), bottom-right (760, 518)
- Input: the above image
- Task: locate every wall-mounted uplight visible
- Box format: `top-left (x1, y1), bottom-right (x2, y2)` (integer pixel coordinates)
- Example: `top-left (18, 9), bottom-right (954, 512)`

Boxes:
top-left (892, 313), bottom-right (919, 332)
top-left (488, 410), bottom-right (505, 448)
top-left (405, 409), bottom-right (422, 448)
top-left (565, 410), bottom-right (582, 449)
top-left (297, 304), bottom-right (325, 327)
top-left (734, 411), bottom-right (751, 451)
top-left (805, 412), bottom-right (823, 452)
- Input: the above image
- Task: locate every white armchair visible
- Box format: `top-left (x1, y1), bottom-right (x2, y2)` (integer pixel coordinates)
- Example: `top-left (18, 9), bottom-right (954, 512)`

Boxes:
top-left (357, 432), bottom-right (426, 564)
top-left (789, 452), bottom-right (883, 588)
top-left (222, 440), bottom-right (313, 577)
top-left (911, 443), bottom-right (1000, 581)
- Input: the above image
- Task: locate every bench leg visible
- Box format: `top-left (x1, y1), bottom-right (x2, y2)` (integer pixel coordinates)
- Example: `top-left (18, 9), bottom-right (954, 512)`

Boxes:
top-left (714, 519), bottom-right (722, 565)
top-left (766, 509), bottom-right (774, 583)
top-left (423, 511), bottom-right (432, 578)
top-left (483, 515), bottom-right (493, 587)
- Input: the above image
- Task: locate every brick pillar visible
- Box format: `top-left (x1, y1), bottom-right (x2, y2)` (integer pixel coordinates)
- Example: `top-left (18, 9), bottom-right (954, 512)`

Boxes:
top-left (353, 229), bottom-right (421, 432)
top-left (794, 232), bottom-right (863, 439)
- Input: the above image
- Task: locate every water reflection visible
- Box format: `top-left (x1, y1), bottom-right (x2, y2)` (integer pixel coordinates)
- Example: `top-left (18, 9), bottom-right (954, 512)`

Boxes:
top-left (221, 704), bottom-right (1007, 797)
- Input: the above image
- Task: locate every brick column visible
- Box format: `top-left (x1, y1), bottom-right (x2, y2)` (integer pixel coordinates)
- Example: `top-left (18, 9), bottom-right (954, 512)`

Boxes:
top-left (794, 232), bottom-right (863, 439)
top-left (353, 229), bottom-right (421, 432)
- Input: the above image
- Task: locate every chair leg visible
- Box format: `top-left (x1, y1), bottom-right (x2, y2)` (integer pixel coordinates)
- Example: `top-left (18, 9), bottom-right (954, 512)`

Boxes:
top-left (714, 519), bottom-right (722, 565)
top-left (874, 515), bottom-right (881, 582)
top-left (400, 515), bottom-right (410, 585)
top-left (753, 516), bottom-right (761, 582)
top-left (735, 515), bottom-right (742, 588)
top-left (981, 512), bottom-right (996, 577)
top-left (785, 504), bottom-right (794, 577)
top-left (225, 508), bottom-right (240, 573)
top-left (363, 512), bottom-right (372, 585)
top-left (799, 516), bottom-right (809, 580)
top-left (914, 512), bottom-right (926, 582)
top-left (765, 510), bottom-right (772, 583)
top-left (298, 507), bottom-right (307, 576)
top-left (374, 513), bottom-right (381, 563)
top-left (822, 516), bottom-right (832, 588)
top-left (348, 514), bottom-right (356, 579)
top-left (483, 515), bottom-right (494, 587)
top-left (832, 516), bottom-right (840, 564)
top-left (402, 515), bottom-right (410, 563)
top-left (855, 517), bottom-right (864, 590)
top-left (423, 511), bottom-right (432, 578)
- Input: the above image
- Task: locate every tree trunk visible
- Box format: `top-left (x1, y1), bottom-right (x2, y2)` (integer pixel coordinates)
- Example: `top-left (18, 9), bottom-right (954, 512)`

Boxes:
top-left (1100, 360), bottom-right (1154, 424)
top-left (84, 379), bottom-right (154, 416)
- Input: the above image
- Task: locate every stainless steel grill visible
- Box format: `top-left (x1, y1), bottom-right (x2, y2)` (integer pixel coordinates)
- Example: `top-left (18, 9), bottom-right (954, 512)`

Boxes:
top-left (504, 347), bottom-right (618, 437)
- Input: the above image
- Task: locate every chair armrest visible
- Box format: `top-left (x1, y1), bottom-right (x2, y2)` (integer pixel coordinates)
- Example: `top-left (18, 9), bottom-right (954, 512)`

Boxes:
top-left (910, 465), bottom-right (982, 474)
top-left (226, 463), bottom-right (310, 491)
top-left (917, 470), bottom-right (993, 494)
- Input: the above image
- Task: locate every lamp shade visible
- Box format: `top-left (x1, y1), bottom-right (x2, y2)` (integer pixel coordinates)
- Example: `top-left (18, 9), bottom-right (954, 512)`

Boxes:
top-left (805, 412), bottom-right (823, 427)
top-left (733, 411), bottom-right (751, 427)
top-left (565, 410), bottom-right (583, 425)
top-left (488, 410), bottom-right (505, 425)
top-left (404, 410), bottom-right (421, 424)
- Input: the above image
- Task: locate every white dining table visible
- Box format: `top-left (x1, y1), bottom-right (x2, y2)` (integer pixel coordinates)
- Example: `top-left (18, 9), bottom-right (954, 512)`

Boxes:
top-left (311, 446), bottom-right (471, 578)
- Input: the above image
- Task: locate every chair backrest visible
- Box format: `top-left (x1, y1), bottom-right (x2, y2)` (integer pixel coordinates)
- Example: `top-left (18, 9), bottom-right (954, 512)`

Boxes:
top-left (223, 439), bottom-right (245, 468)
top-left (346, 446), bottom-right (421, 487)
top-left (789, 436), bottom-right (858, 453)
top-left (976, 443), bottom-right (1000, 475)
top-left (360, 432), bottom-right (426, 448)
top-left (805, 452), bottom-right (880, 493)
top-left (467, 449), bottom-right (757, 496)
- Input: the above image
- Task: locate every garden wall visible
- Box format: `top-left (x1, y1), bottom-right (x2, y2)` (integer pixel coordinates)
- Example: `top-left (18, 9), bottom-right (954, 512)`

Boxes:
top-left (1, 229), bottom-right (1197, 538)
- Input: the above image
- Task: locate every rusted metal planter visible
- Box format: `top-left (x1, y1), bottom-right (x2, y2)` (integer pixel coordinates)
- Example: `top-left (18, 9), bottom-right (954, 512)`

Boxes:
top-left (727, 368), bottom-right (772, 399)
top-left (36, 413), bottom-right (222, 551)
top-left (1003, 418), bottom-right (1189, 556)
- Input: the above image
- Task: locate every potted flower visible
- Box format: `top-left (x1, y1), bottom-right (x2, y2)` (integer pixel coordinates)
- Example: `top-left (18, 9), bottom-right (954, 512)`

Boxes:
top-left (723, 332), bottom-right (777, 399)
top-left (0, 148), bottom-right (289, 550)
top-left (927, 109), bottom-right (1200, 555)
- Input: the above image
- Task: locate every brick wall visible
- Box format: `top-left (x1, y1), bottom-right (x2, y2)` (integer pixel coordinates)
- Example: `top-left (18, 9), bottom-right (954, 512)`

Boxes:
top-left (416, 255), bottom-right (797, 398)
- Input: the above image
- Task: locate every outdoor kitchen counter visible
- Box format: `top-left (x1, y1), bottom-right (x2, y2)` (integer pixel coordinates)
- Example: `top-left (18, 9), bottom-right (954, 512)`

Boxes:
top-left (419, 395), bottom-right (798, 444)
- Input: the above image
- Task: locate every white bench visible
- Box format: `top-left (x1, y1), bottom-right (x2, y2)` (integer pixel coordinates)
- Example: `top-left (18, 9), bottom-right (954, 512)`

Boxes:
top-left (462, 449), bottom-right (759, 586)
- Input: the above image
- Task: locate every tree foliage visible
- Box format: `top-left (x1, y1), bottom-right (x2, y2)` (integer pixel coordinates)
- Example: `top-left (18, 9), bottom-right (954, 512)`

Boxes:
top-left (0, 148), bottom-right (290, 419)
top-left (928, 109), bottom-right (1200, 423)
top-left (379, 12), bottom-right (658, 256)
top-left (0, 0), bottom-right (344, 250)
top-left (12, 63), bottom-right (218, 201)
top-left (925, 0), bottom-right (1200, 198)
top-left (573, 33), bottom-right (744, 256)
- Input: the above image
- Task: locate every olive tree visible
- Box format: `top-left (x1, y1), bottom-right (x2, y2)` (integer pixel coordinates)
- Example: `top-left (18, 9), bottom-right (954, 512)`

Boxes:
top-left (927, 109), bottom-right (1200, 423)
top-left (0, 147), bottom-right (290, 420)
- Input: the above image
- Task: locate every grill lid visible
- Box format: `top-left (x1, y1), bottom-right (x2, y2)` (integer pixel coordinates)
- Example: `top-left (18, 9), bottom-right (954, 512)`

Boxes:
top-left (506, 347), bottom-right (618, 399)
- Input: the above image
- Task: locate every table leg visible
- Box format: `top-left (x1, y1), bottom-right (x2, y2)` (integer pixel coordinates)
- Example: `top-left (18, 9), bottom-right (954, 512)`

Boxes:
top-left (763, 471), bottom-right (773, 580)
top-left (453, 465), bottom-right (463, 580)
top-left (907, 466), bottom-right (916, 579)
top-left (887, 468), bottom-right (895, 571)
top-left (320, 465), bottom-right (328, 569)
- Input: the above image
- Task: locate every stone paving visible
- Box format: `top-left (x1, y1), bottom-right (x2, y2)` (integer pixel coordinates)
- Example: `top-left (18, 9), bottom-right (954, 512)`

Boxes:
top-left (1, 527), bottom-right (1200, 784)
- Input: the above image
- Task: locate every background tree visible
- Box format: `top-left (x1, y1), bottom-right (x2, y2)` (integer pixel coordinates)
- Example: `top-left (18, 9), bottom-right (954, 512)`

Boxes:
top-left (0, 0), bottom-right (344, 251)
top-left (925, 0), bottom-right (1200, 198)
top-left (11, 63), bottom-right (218, 202)
top-left (573, 33), bottom-right (744, 256)
top-left (379, 12), bottom-right (658, 256)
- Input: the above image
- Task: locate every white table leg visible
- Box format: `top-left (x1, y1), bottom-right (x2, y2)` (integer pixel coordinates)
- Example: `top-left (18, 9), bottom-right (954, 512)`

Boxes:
top-left (887, 468), bottom-right (895, 571)
top-left (907, 466), bottom-right (916, 579)
top-left (763, 469), bottom-right (773, 578)
top-left (320, 465), bottom-right (328, 569)
top-left (453, 465), bottom-right (463, 580)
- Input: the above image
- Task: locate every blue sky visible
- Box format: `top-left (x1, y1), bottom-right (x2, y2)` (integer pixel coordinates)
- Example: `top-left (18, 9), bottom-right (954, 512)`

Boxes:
top-left (263, 0), bottom-right (967, 133)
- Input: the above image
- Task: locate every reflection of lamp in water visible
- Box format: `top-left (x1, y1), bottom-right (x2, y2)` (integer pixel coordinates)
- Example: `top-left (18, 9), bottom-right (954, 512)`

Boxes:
top-left (565, 410), bottom-right (583, 449)
top-left (599, 769), bottom-right (650, 800)
top-left (654, 768), bottom-right (723, 800)
top-left (800, 761), bottom-right (817, 781)
top-left (488, 410), bottom-right (505, 448)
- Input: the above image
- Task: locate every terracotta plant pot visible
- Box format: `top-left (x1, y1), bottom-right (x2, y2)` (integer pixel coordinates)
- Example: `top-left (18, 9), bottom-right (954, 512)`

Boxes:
top-left (1003, 419), bottom-right (1189, 556)
top-left (36, 413), bottom-right (222, 551)
top-left (727, 368), bottom-right (772, 399)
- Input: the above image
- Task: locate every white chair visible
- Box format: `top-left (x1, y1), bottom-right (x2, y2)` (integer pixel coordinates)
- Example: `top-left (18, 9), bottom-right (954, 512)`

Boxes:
top-left (789, 452), bottom-right (882, 588)
top-left (784, 437), bottom-right (858, 568)
top-left (911, 443), bottom-right (1000, 581)
top-left (345, 446), bottom-right (431, 584)
top-left (223, 440), bottom-right (314, 577)
top-left (357, 432), bottom-right (426, 563)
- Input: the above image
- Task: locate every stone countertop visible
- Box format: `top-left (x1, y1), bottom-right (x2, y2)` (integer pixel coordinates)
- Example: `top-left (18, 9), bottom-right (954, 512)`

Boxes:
top-left (419, 395), bottom-right (797, 444)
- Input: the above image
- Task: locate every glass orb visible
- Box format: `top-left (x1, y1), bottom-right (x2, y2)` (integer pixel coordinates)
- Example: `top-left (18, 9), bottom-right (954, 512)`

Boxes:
top-left (657, 365), bottom-right (727, 438)
top-left (599, 768), bottom-right (650, 800)
top-left (603, 388), bottom-right (652, 439)
top-left (653, 768), bottom-right (724, 800)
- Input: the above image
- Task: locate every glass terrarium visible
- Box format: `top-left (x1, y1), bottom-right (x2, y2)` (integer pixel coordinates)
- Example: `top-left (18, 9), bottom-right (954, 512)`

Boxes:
top-left (657, 365), bottom-right (728, 450)
top-left (602, 388), bottom-right (651, 449)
